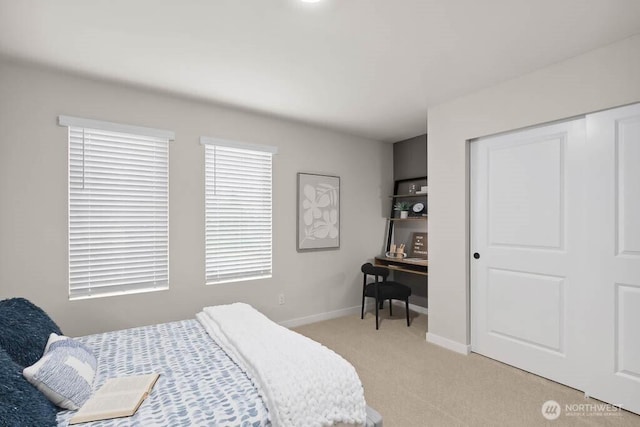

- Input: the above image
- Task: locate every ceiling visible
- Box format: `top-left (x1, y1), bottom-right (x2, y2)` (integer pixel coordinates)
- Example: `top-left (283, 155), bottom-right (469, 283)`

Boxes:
top-left (1, 1), bottom-right (639, 142)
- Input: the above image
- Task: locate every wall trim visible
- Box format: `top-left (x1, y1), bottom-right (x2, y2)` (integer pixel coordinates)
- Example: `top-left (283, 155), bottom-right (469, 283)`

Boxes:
top-left (409, 302), bottom-right (428, 315)
top-left (281, 302), bottom-right (429, 329)
top-left (390, 300), bottom-right (428, 315)
top-left (279, 305), bottom-right (362, 329)
top-left (426, 332), bottom-right (471, 355)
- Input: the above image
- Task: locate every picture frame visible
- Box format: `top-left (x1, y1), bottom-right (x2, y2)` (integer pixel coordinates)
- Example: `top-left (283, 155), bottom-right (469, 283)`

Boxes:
top-left (297, 173), bottom-right (340, 251)
top-left (410, 232), bottom-right (428, 259)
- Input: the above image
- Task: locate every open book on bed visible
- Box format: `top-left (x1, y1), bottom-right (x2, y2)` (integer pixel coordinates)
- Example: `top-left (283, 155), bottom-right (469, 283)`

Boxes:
top-left (69, 373), bottom-right (159, 425)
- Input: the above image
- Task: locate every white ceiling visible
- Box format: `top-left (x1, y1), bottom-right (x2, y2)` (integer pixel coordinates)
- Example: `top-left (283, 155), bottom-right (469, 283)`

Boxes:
top-left (1, 1), bottom-right (639, 142)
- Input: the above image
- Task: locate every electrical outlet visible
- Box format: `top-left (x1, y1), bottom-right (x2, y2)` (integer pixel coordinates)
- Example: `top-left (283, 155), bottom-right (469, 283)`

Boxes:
top-left (278, 293), bottom-right (285, 305)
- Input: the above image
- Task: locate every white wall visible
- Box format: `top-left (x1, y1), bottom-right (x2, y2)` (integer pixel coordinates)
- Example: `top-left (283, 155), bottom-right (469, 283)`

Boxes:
top-left (0, 59), bottom-right (392, 336)
top-left (427, 34), bottom-right (640, 350)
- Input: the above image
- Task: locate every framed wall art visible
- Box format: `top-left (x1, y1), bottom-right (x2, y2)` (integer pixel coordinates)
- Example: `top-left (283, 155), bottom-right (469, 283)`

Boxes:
top-left (297, 173), bottom-right (340, 251)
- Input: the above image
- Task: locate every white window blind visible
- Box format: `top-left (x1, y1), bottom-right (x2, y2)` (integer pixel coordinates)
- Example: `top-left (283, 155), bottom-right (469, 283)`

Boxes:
top-left (202, 137), bottom-right (276, 284)
top-left (60, 116), bottom-right (173, 299)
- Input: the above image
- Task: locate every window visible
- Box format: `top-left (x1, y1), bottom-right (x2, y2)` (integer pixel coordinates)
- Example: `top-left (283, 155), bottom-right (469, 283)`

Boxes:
top-left (59, 116), bottom-right (174, 299)
top-left (202, 137), bottom-right (277, 284)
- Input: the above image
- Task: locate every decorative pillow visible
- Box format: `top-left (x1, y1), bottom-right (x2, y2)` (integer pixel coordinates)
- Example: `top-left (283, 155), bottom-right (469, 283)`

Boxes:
top-left (0, 297), bottom-right (63, 367)
top-left (0, 347), bottom-right (58, 426)
top-left (23, 333), bottom-right (97, 410)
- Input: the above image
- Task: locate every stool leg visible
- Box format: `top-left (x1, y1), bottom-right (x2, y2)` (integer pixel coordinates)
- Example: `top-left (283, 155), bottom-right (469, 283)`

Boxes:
top-left (389, 299), bottom-right (393, 316)
top-left (375, 298), bottom-right (379, 330)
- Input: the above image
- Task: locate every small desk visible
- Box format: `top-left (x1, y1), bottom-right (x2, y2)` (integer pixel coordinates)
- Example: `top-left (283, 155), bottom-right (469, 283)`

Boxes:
top-left (374, 256), bottom-right (428, 276)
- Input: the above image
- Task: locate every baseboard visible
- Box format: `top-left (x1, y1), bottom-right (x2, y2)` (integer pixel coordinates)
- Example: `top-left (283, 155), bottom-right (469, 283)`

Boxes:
top-left (426, 332), bottom-right (471, 355)
top-left (403, 301), bottom-right (428, 315)
top-left (279, 302), bottom-right (427, 329)
top-left (279, 305), bottom-right (361, 329)
top-left (367, 300), bottom-right (428, 315)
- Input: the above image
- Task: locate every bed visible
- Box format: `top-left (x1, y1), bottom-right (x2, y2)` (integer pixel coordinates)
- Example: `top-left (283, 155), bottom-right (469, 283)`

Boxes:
top-left (0, 298), bottom-right (383, 427)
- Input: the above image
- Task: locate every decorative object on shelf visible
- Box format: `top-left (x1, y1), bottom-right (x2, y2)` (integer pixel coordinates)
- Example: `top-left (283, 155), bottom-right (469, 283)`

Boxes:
top-left (409, 183), bottom-right (417, 194)
top-left (385, 252), bottom-right (407, 259)
top-left (393, 201), bottom-right (411, 219)
top-left (386, 243), bottom-right (406, 259)
top-left (297, 173), bottom-right (340, 251)
top-left (410, 232), bottom-right (428, 259)
top-left (411, 202), bottom-right (425, 216)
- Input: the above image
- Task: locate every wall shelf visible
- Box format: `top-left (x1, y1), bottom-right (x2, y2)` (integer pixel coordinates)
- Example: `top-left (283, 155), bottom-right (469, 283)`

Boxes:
top-left (382, 176), bottom-right (428, 276)
top-left (390, 193), bottom-right (428, 198)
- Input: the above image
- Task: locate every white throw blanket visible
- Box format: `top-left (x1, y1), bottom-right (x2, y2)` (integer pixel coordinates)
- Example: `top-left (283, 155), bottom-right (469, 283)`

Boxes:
top-left (196, 303), bottom-right (367, 427)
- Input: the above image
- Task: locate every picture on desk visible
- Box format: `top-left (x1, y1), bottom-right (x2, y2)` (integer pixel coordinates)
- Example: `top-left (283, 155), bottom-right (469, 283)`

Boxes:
top-left (409, 232), bottom-right (428, 259)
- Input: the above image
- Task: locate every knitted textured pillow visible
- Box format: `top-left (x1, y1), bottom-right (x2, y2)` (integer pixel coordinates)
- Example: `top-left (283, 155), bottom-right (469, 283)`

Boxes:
top-left (0, 297), bottom-right (62, 367)
top-left (0, 346), bottom-right (58, 426)
top-left (23, 333), bottom-right (97, 410)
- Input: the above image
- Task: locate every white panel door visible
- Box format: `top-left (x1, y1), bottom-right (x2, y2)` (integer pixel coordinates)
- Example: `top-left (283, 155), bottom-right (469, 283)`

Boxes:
top-left (471, 119), bottom-right (588, 389)
top-left (583, 103), bottom-right (640, 414)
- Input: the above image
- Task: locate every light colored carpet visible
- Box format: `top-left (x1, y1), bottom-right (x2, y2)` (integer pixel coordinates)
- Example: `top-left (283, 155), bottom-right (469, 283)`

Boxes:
top-left (293, 309), bottom-right (640, 427)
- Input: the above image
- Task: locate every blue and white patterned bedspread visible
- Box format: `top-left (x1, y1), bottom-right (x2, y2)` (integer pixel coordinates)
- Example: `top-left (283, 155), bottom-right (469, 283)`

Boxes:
top-left (56, 320), bottom-right (271, 427)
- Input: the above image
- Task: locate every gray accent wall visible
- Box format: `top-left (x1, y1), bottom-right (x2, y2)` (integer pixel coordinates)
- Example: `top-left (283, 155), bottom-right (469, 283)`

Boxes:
top-left (393, 134), bottom-right (428, 309)
top-left (393, 134), bottom-right (427, 182)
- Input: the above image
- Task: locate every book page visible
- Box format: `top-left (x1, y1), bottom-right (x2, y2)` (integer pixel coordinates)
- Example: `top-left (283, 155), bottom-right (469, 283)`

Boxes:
top-left (69, 374), bottom-right (159, 424)
top-left (97, 373), bottom-right (159, 395)
top-left (75, 390), bottom-right (142, 415)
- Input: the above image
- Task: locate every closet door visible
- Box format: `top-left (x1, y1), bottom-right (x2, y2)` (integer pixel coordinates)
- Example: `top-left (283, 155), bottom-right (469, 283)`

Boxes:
top-left (470, 119), bottom-right (588, 389)
top-left (583, 103), bottom-right (640, 414)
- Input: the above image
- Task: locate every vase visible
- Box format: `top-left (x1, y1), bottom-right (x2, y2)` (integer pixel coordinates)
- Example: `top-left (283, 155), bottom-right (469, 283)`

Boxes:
top-left (400, 211), bottom-right (409, 219)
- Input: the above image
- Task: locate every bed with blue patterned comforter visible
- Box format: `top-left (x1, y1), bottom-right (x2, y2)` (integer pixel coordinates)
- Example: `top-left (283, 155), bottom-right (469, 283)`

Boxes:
top-left (55, 319), bottom-right (271, 427)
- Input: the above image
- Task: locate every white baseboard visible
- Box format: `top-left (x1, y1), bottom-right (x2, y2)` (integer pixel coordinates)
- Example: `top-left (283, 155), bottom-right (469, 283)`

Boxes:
top-left (387, 300), bottom-right (428, 315)
top-left (409, 302), bottom-right (428, 315)
top-left (426, 332), bottom-right (471, 355)
top-left (281, 305), bottom-right (471, 356)
top-left (279, 305), bottom-right (361, 329)
top-left (280, 302), bottom-right (428, 330)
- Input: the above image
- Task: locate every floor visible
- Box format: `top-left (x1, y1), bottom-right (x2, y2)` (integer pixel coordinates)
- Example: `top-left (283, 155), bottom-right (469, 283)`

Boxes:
top-left (293, 309), bottom-right (640, 427)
